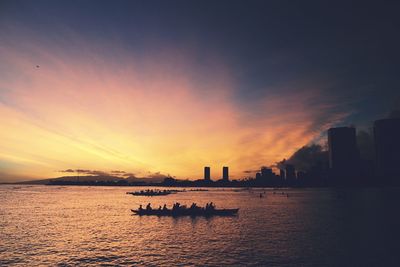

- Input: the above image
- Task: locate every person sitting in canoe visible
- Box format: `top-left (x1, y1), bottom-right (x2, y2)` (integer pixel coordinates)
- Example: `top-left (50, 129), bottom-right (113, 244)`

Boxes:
top-left (172, 202), bottom-right (181, 211)
top-left (205, 202), bottom-right (215, 211)
top-left (190, 203), bottom-right (198, 210)
top-left (139, 204), bottom-right (143, 211)
top-left (163, 204), bottom-right (167, 211)
top-left (146, 203), bottom-right (152, 211)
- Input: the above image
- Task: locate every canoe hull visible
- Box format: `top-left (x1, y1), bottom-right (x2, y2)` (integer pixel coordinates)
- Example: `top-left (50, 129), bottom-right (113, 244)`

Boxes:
top-left (131, 208), bottom-right (239, 217)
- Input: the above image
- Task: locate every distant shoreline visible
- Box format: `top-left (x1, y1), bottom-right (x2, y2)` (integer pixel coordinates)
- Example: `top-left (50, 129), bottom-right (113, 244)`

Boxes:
top-left (4, 181), bottom-right (395, 189)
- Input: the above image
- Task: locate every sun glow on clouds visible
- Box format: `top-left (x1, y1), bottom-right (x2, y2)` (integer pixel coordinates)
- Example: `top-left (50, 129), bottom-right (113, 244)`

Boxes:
top-left (0, 37), bottom-right (347, 181)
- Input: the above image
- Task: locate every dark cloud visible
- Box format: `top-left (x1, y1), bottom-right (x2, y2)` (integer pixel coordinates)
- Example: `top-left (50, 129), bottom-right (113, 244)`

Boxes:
top-left (276, 144), bottom-right (328, 172)
top-left (75, 169), bottom-right (91, 173)
top-left (122, 172), bottom-right (137, 178)
top-left (59, 169), bottom-right (75, 173)
top-left (243, 169), bottom-right (260, 174)
top-left (276, 130), bottom-right (376, 170)
top-left (59, 169), bottom-right (121, 177)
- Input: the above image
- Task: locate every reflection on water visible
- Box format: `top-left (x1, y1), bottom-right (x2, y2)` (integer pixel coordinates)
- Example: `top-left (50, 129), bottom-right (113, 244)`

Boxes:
top-left (1, 185), bottom-right (400, 266)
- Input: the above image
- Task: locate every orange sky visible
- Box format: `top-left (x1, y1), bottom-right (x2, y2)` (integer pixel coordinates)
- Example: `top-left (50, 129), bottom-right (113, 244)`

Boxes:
top-left (0, 37), bottom-right (348, 182)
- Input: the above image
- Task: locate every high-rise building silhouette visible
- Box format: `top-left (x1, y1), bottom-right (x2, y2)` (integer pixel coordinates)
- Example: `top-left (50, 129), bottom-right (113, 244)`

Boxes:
top-left (374, 118), bottom-right (400, 184)
top-left (204, 166), bottom-right (211, 181)
top-left (285, 164), bottom-right (296, 182)
top-left (261, 167), bottom-right (273, 180)
top-left (222, 166), bottom-right (229, 181)
top-left (328, 127), bottom-right (359, 184)
top-left (279, 169), bottom-right (285, 180)
top-left (260, 166), bottom-right (274, 185)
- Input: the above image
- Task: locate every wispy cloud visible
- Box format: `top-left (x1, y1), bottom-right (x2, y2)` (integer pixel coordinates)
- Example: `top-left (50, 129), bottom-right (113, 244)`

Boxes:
top-left (57, 169), bottom-right (171, 180)
top-left (0, 30), bottom-right (351, 180)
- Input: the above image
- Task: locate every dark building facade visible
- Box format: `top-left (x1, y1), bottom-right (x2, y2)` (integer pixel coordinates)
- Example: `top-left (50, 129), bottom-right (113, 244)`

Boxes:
top-left (222, 166), bottom-right (229, 181)
top-left (279, 169), bottom-right (285, 180)
top-left (204, 166), bottom-right (211, 181)
top-left (328, 127), bottom-right (359, 185)
top-left (374, 118), bottom-right (400, 184)
top-left (260, 167), bottom-right (273, 181)
top-left (254, 167), bottom-right (276, 186)
top-left (285, 164), bottom-right (296, 184)
top-left (261, 167), bottom-right (272, 177)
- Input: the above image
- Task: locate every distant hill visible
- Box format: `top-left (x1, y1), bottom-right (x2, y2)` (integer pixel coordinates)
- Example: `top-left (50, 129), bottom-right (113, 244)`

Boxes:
top-left (17, 175), bottom-right (165, 185)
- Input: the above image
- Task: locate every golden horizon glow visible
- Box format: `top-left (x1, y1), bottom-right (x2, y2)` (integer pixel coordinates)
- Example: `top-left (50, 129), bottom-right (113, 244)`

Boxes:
top-left (0, 37), bottom-right (348, 182)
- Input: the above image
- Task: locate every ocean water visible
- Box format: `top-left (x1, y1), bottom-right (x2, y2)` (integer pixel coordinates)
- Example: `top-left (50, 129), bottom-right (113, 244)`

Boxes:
top-left (1, 185), bottom-right (400, 266)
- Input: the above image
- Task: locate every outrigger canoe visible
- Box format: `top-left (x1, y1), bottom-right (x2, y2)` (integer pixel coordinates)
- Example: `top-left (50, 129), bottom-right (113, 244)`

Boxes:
top-left (126, 190), bottom-right (182, 196)
top-left (131, 208), bottom-right (239, 217)
top-left (127, 191), bottom-right (172, 196)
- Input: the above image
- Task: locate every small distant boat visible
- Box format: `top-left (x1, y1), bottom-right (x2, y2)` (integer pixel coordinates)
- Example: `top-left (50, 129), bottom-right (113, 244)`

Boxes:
top-left (188, 189), bottom-right (209, 192)
top-left (126, 189), bottom-right (178, 196)
top-left (131, 208), bottom-right (239, 217)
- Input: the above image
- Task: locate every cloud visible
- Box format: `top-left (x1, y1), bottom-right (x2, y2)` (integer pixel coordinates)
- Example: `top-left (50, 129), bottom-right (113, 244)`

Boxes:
top-left (59, 169), bottom-right (111, 176)
top-left (0, 29), bottom-right (351, 180)
top-left (59, 169), bottom-right (75, 173)
top-left (121, 172), bottom-right (137, 178)
top-left (243, 169), bottom-right (260, 174)
top-left (57, 168), bottom-right (170, 180)
top-left (276, 144), bottom-right (328, 172)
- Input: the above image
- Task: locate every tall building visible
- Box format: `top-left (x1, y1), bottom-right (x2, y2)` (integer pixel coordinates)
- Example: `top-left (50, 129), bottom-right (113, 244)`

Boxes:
top-left (374, 118), bottom-right (400, 184)
top-left (279, 169), bottom-right (285, 180)
top-left (204, 166), bottom-right (211, 181)
top-left (222, 166), bottom-right (229, 181)
top-left (328, 127), bottom-right (359, 184)
top-left (260, 167), bottom-right (273, 180)
top-left (285, 164), bottom-right (296, 181)
top-left (258, 166), bottom-right (274, 186)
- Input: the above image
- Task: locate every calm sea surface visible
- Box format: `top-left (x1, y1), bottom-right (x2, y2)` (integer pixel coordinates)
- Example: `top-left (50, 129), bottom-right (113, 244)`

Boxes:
top-left (1, 185), bottom-right (400, 266)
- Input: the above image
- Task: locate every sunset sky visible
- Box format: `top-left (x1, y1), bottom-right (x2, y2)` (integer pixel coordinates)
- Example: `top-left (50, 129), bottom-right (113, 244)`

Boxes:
top-left (1, 1), bottom-right (399, 182)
